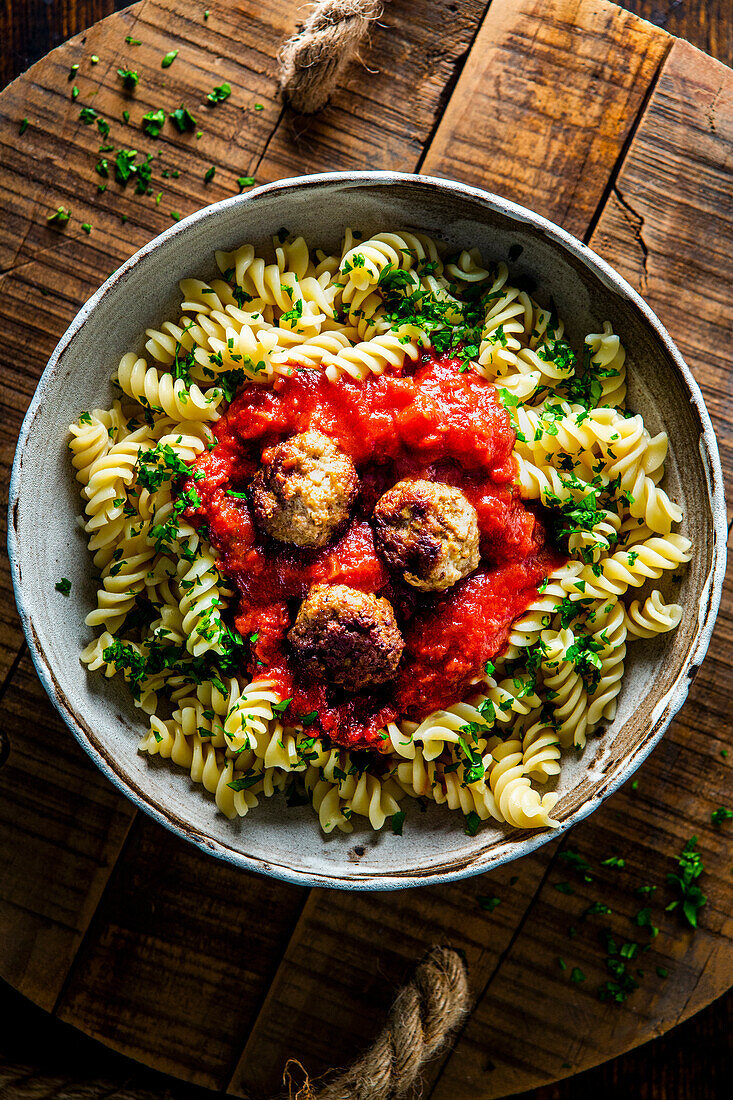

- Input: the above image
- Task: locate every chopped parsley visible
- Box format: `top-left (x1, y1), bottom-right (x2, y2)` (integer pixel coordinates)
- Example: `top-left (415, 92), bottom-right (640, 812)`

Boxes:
top-left (161, 50), bottom-right (179, 68)
top-left (570, 967), bottom-right (586, 984)
top-left (207, 82), bottom-right (232, 104)
top-left (81, 222), bottom-right (92, 234)
top-left (170, 105), bottom-right (197, 132)
top-left (559, 849), bottom-right (594, 882)
top-left (19, 117), bottom-right (29, 134)
top-left (117, 67), bottom-right (139, 89)
top-left (464, 811), bottom-right (481, 837)
top-left (390, 810), bottom-right (405, 836)
top-left (204, 165), bottom-right (216, 182)
top-left (711, 806), bottom-right (732, 826)
top-left (666, 836), bottom-right (706, 928)
top-left (477, 896), bottom-right (501, 912)
top-left (280, 298), bottom-right (303, 325)
top-left (141, 108), bottom-right (166, 137)
top-left (47, 206), bottom-right (71, 226)
top-left (55, 578), bottom-right (72, 596)
top-left (125, 35), bottom-right (141, 46)
top-left (237, 176), bottom-right (256, 191)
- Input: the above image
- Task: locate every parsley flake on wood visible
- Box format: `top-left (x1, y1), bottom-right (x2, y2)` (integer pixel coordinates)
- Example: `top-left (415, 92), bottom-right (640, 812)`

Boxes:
top-left (81, 222), bottom-right (92, 234)
top-left (207, 82), bottom-right (231, 104)
top-left (125, 35), bottom-right (141, 46)
top-left (559, 849), bottom-right (594, 882)
top-left (55, 578), bottom-right (72, 596)
top-left (117, 67), bottom-right (139, 89)
top-left (19, 117), bottom-right (29, 134)
top-left (666, 835), bottom-right (706, 928)
top-left (170, 105), bottom-right (197, 132)
top-left (47, 206), bottom-right (71, 226)
top-left (711, 806), bottom-right (732, 826)
top-left (237, 176), bottom-right (255, 190)
top-left (477, 896), bottom-right (501, 912)
top-left (141, 108), bottom-right (166, 137)
top-left (570, 967), bottom-right (586, 984)
top-left (161, 50), bottom-right (179, 68)
top-left (204, 165), bottom-right (216, 182)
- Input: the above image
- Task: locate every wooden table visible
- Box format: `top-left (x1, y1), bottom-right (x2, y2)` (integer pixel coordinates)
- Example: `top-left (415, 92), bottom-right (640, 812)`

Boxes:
top-left (1, 2), bottom-right (732, 1098)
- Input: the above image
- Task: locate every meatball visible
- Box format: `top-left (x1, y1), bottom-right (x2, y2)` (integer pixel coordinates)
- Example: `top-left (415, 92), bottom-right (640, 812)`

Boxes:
top-left (288, 584), bottom-right (404, 692)
top-left (250, 430), bottom-right (358, 548)
top-left (372, 479), bottom-right (480, 592)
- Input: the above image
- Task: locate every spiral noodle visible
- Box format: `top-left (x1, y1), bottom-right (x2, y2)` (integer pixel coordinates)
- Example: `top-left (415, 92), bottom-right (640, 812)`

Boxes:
top-left (70, 227), bottom-right (690, 837)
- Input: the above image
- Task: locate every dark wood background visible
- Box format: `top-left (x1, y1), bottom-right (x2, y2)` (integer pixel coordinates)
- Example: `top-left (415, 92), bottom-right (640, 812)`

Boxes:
top-left (0, 2), bottom-right (731, 1098)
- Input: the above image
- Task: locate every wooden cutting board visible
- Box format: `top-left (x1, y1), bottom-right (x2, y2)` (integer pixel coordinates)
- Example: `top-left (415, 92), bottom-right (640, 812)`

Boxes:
top-left (0, 1), bottom-right (731, 1096)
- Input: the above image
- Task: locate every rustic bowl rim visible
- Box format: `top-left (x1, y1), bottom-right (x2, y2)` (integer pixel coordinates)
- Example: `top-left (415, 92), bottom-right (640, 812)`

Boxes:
top-left (8, 170), bottom-right (728, 890)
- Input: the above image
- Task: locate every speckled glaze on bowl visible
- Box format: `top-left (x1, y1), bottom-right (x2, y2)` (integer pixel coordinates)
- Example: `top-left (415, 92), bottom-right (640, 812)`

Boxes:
top-left (8, 172), bottom-right (727, 889)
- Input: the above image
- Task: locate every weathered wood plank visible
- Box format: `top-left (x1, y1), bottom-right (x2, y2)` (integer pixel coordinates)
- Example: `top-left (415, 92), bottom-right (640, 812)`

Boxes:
top-left (1, 0), bottom-right (116, 88)
top-left (590, 38), bottom-right (733, 518)
top-left (0, 650), bottom-right (135, 1010)
top-left (431, 38), bottom-right (733, 1098)
top-left (251, 0), bottom-right (490, 182)
top-left (227, 847), bottom-right (560, 1097)
top-left (420, 0), bottom-right (671, 238)
top-left (55, 815), bottom-right (308, 1091)
top-left (625, 0), bottom-right (733, 70)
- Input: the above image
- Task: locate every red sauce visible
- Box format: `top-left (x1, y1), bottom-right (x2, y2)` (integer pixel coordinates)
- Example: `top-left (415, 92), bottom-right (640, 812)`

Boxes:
top-left (186, 352), bottom-right (563, 750)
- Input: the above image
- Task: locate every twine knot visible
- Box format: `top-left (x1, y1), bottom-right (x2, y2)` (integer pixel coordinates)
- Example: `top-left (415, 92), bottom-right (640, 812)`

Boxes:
top-left (278, 0), bottom-right (384, 114)
top-left (285, 945), bottom-right (469, 1100)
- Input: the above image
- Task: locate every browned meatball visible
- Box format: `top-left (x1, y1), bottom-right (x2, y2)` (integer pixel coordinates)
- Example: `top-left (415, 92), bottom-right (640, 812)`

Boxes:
top-left (288, 584), bottom-right (404, 691)
top-left (250, 430), bottom-right (358, 548)
top-left (372, 479), bottom-right (480, 591)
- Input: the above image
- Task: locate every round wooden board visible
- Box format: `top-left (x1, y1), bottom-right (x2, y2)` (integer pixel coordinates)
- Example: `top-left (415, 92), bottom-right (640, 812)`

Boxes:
top-left (1, 1), bottom-right (732, 1097)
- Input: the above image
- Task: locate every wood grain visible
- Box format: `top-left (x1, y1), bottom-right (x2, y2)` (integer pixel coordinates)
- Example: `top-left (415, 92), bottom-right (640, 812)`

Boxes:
top-left (0, 2), bottom-right (731, 1099)
top-left (590, 37), bottom-right (733, 518)
top-left (420, 0), bottom-right (671, 238)
top-left (1, 1), bottom-right (116, 89)
top-left (0, 650), bottom-right (134, 1010)
top-left (55, 815), bottom-right (308, 1091)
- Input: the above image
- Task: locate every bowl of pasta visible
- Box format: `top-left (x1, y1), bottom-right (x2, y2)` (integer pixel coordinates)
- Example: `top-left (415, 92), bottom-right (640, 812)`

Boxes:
top-left (9, 171), bottom-right (726, 888)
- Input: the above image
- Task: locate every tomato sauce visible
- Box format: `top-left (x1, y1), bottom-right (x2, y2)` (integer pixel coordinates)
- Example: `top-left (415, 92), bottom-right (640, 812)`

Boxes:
top-left (185, 351), bottom-right (562, 750)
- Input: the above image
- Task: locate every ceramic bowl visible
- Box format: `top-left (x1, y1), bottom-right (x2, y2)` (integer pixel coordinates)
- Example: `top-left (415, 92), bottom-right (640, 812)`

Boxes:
top-left (8, 172), bottom-right (727, 889)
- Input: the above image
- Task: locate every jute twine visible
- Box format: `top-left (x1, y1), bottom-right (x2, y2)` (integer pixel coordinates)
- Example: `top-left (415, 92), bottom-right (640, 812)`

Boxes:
top-left (283, 946), bottom-right (470, 1100)
top-left (0, 947), bottom-right (468, 1100)
top-left (278, 0), bottom-right (386, 114)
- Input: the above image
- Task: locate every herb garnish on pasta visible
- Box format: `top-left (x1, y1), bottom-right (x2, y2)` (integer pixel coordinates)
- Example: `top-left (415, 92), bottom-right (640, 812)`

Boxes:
top-left (70, 230), bottom-right (691, 833)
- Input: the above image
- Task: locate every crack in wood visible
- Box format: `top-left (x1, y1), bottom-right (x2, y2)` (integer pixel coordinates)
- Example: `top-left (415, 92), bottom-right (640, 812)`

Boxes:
top-left (613, 183), bottom-right (650, 293)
